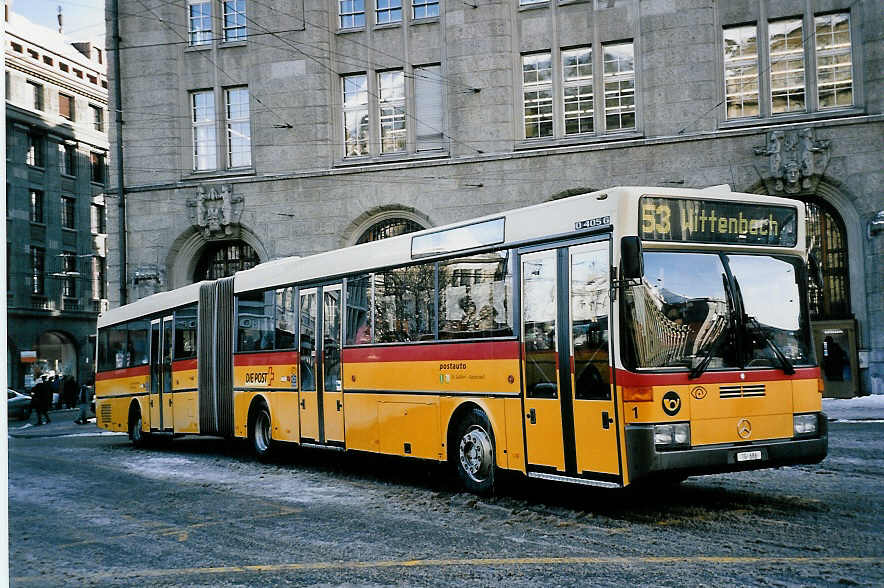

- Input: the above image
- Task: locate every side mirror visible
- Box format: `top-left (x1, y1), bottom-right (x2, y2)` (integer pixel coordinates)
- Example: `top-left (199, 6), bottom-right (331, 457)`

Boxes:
top-left (808, 252), bottom-right (824, 290)
top-left (621, 236), bottom-right (644, 280)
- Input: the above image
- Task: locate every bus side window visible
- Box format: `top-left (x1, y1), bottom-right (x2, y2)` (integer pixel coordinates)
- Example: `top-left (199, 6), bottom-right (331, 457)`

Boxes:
top-left (128, 320), bottom-right (150, 366)
top-left (345, 275), bottom-right (371, 345)
top-left (174, 304), bottom-right (198, 359)
top-left (237, 290), bottom-right (275, 351)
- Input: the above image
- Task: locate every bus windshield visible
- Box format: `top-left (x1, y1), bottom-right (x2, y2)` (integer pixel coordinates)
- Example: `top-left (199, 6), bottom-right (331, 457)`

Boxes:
top-left (622, 251), bottom-right (814, 371)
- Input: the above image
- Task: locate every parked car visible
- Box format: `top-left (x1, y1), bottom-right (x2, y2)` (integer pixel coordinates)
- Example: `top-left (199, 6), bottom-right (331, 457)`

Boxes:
top-left (8, 389), bottom-right (32, 420)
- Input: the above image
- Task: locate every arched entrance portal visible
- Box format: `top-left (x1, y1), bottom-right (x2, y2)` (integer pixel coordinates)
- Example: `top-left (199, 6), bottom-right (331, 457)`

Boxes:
top-left (356, 217), bottom-right (424, 244)
top-left (36, 331), bottom-right (78, 381)
top-left (194, 240), bottom-right (261, 281)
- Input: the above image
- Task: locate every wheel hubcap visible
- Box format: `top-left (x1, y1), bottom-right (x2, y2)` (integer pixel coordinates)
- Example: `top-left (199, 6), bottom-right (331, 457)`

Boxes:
top-left (459, 425), bottom-right (493, 483)
top-left (255, 412), bottom-right (270, 452)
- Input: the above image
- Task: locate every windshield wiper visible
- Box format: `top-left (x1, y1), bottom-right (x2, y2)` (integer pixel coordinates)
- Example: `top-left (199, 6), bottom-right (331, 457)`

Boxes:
top-left (745, 315), bottom-right (796, 375)
top-left (689, 274), bottom-right (736, 380)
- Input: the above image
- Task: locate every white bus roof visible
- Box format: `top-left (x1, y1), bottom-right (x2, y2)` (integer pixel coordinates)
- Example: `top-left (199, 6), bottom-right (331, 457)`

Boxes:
top-left (98, 281), bottom-right (204, 328)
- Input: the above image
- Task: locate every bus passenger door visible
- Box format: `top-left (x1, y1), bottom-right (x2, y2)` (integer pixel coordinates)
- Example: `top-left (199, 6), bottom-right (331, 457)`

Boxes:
top-left (569, 243), bottom-right (619, 477)
top-left (149, 320), bottom-right (161, 430)
top-left (161, 315), bottom-right (174, 432)
top-left (322, 285), bottom-right (345, 444)
top-left (299, 289), bottom-right (320, 442)
top-left (521, 250), bottom-right (566, 471)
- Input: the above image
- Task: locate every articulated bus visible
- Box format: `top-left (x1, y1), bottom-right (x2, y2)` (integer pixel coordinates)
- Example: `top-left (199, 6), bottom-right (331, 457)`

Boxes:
top-left (95, 186), bottom-right (827, 493)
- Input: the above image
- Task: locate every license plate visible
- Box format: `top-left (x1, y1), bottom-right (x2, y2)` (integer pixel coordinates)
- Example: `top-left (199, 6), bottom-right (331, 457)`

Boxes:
top-left (737, 450), bottom-right (763, 462)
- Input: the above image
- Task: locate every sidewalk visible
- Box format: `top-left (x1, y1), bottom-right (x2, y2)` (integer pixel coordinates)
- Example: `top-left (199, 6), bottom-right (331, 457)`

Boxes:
top-left (7, 408), bottom-right (102, 439)
top-left (822, 395), bottom-right (884, 422)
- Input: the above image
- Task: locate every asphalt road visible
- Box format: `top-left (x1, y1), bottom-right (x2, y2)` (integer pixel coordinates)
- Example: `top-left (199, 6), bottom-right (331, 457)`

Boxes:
top-left (8, 415), bottom-right (884, 586)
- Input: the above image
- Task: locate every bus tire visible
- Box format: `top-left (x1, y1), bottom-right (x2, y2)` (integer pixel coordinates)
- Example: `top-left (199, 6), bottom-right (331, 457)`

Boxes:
top-left (249, 403), bottom-right (275, 462)
top-left (452, 408), bottom-right (496, 495)
top-left (128, 405), bottom-right (150, 448)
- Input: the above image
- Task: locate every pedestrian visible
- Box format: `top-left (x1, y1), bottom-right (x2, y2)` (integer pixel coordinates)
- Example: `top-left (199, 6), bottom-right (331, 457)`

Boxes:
top-left (64, 375), bottom-right (78, 409)
top-left (31, 375), bottom-right (51, 425)
top-left (75, 378), bottom-right (93, 425)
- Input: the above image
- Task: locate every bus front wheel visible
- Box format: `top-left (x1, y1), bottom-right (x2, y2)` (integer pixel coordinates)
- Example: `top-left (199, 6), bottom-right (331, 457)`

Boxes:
top-left (452, 408), bottom-right (496, 495)
top-left (249, 404), bottom-right (275, 462)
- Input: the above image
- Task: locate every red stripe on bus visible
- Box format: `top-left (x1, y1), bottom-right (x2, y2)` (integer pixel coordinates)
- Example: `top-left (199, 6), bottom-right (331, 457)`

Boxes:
top-left (95, 365), bottom-right (150, 381)
top-left (173, 358), bottom-right (198, 371)
top-left (234, 350), bottom-right (300, 366)
top-left (343, 341), bottom-right (521, 363)
top-left (614, 366), bottom-right (820, 386)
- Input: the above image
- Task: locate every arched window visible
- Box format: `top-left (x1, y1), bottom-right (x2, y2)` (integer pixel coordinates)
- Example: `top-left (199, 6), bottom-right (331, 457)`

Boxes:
top-left (805, 200), bottom-right (850, 320)
top-left (356, 217), bottom-right (424, 244)
top-left (194, 241), bottom-right (260, 281)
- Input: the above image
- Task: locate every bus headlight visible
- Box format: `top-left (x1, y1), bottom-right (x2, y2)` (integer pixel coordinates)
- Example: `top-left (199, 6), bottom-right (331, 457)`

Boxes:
top-left (654, 422), bottom-right (691, 449)
top-left (793, 414), bottom-right (818, 437)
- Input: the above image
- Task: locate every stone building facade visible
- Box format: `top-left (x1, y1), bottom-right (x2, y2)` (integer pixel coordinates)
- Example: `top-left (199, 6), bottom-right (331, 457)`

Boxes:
top-left (5, 10), bottom-right (110, 390)
top-left (106, 0), bottom-right (882, 395)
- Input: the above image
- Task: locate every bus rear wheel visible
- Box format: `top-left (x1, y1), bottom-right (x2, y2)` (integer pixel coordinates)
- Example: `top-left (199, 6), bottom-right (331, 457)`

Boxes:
top-left (452, 408), bottom-right (496, 495)
top-left (249, 404), bottom-right (275, 462)
top-left (128, 407), bottom-right (150, 448)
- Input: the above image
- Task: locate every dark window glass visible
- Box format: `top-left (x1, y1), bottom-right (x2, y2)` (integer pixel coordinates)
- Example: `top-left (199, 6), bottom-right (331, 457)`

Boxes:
top-left (571, 246), bottom-right (610, 400)
top-left (26, 131), bottom-right (44, 167)
top-left (62, 253), bottom-right (77, 297)
top-left (275, 287), bottom-right (296, 349)
top-left (30, 246), bottom-right (45, 295)
top-left (91, 152), bottom-right (106, 183)
top-left (323, 288), bottom-right (342, 391)
top-left (194, 240), bottom-right (260, 280)
top-left (104, 324), bottom-right (128, 369)
top-left (61, 196), bottom-right (76, 229)
top-left (356, 217), bottom-right (422, 244)
top-left (345, 275), bottom-right (372, 345)
top-left (237, 290), bottom-right (275, 351)
top-left (91, 204), bottom-right (106, 234)
top-left (522, 250), bottom-right (558, 398)
top-left (805, 201), bottom-right (850, 319)
top-left (438, 250), bottom-right (513, 340)
top-left (128, 320), bottom-right (150, 367)
top-left (299, 291), bottom-right (317, 391)
top-left (29, 190), bottom-right (44, 223)
top-left (174, 305), bottom-right (198, 359)
top-left (59, 93), bottom-right (74, 120)
top-left (373, 263), bottom-right (435, 342)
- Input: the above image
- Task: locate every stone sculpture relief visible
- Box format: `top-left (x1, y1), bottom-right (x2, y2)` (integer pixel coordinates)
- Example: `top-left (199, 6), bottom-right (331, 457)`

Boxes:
top-left (754, 128), bottom-right (831, 194)
top-left (187, 184), bottom-right (244, 238)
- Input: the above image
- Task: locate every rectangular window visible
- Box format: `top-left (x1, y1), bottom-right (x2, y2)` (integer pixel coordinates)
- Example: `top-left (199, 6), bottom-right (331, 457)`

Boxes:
top-left (59, 62), bottom-right (69, 72)
top-left (378, 70), bottom-right (406, 153)
top-left (342, 74), bottom-right (369, 157)
top-left (275, 287), bottom-right (296, 349)
top-left (222, 0), bottom-right (247, 42)
top-left (237, 290), bottom-right (276, 351)
top-left (191, 90), bottom-right (217, 170)
top-left (562, 46), bottom-right (594, 135)
top-left (26, 130), bottom-right (45, 167)
top-left (723, 25), bottom-right (759, 119)
top-left (225, 87), bottom-right (251, 168)
top-left (345, 274), bottom-right (372, 345)
top-left (28, 81), bottom-right (44, 111)
top-left (59, 93), bottom-right (74, 120)
top-left (91, 105), bottom-right (104, 132)
top-left (59, 144), bottom-right (76, 176)
top-left (62, 253), bottom-right (77, 297)
top-left (602, 42), bottom-right (635, 132)
top-left (128, 321), bottom-right (150, 367)
top-left (61, 196), bottom-right (76, 229)
top-left (374, 263), bottom-right (435, 343)
top-left (30, 247), bottom-right (45, 295)
top-left (92, 256), bottom-right (107, 300)
top-left (188, 0), bottom-right (212, 46)
top-left (376, 0), bottom-right (401, 24)
top-left (414, 65), bottom-right (444, 151)
top-left (769, 18), bottom-right (805, 114)
top-left (174, 305), bottom-right (198, 358)
top-left (522, 52), bottom-right (553, 139)
top-left (339, 0), bottom-right (365, 29)
top-left (29, 189), bottom-right (44, 223)
top-left (439, 250), bottom-right (514, 340)
top-left (816, 13), bottom-right (853, 109)
top-left (412, 0), bottom-right (438, 19)
top-left (91, 152), bottom-right (106, 184)
top-left (91, 204), bottom-right (106, 234)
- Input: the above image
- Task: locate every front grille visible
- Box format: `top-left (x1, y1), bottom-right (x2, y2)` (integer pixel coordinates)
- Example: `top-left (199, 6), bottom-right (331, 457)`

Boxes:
top-left (719, 384), bottom-right (766, 398)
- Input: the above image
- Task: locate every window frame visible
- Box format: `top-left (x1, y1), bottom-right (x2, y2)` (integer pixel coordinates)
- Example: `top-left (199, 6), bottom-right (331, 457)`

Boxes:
top-left (28, 80), bottom-right (44, 111)
top-left (412, 0), bottom-right (439, 20)
top-left (377, 69), bottom-right (406, 154)
top-left (30, 246), bottom-right (45, 296)
top-left (339, 0), bottom-right (366, 29)
top-left (59, 143), bottom-right (77, 176)
top-left (191, 90), bottom-right (218, 171)
top-left (58, 92), bottom-right (75, 121)
top-left (29, 189), bottom-right (44, 224)
top-left (225, 86), bottom-right (252, 168)
top-left (376, 0), bottom-right (402, 25)
top-left (61, 196), bottom-right (76, 229)
top-left (188, 0), bottom-right (213, 47)
top-left (26, 129), bottom-right (45, 168)
top-left (90, 104), bottom-right (104, 132)
top-left (91, 152), bottom-right (106, 184)
top-left (721, 9), bottom-right (858, 123)
top-left (222, 0), bottom-right (248, 42)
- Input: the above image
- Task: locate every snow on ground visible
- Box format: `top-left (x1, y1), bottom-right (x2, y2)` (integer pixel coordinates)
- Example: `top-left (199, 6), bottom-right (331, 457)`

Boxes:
top-left (823, 394), bottom-right (884, 421)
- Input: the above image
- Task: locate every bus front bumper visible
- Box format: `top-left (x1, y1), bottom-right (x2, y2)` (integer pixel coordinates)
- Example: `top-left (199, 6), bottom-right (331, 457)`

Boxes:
top-left (625, 417), bottom-right (828, 485)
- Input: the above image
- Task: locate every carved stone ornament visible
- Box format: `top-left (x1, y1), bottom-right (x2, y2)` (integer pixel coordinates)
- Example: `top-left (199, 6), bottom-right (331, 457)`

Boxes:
top-left (753, 128), bottom-right (831, 195)
top-left (187, 184), bottom-right (244, 239)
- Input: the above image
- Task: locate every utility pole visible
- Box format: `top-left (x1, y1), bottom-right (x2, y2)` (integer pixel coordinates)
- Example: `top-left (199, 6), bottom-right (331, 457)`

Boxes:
top-left (110, 0), bottom-right (127, 304)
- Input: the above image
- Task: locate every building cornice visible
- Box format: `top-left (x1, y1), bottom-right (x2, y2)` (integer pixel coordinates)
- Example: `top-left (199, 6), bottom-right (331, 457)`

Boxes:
top-left (5, 57), bottom-right (108, 104)
top-left (108, 113), bottom-right (884, 195)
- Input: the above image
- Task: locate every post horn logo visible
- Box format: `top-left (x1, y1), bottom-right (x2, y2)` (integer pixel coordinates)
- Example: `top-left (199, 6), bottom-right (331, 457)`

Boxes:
top-left (662, 391), bottom-right (681, 416)
top-left (737, 418), bottom-right (752, 439)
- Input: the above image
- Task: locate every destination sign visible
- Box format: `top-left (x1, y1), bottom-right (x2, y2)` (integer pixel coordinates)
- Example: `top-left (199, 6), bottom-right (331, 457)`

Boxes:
top-left (639, 196), bottom-right (797, 247)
